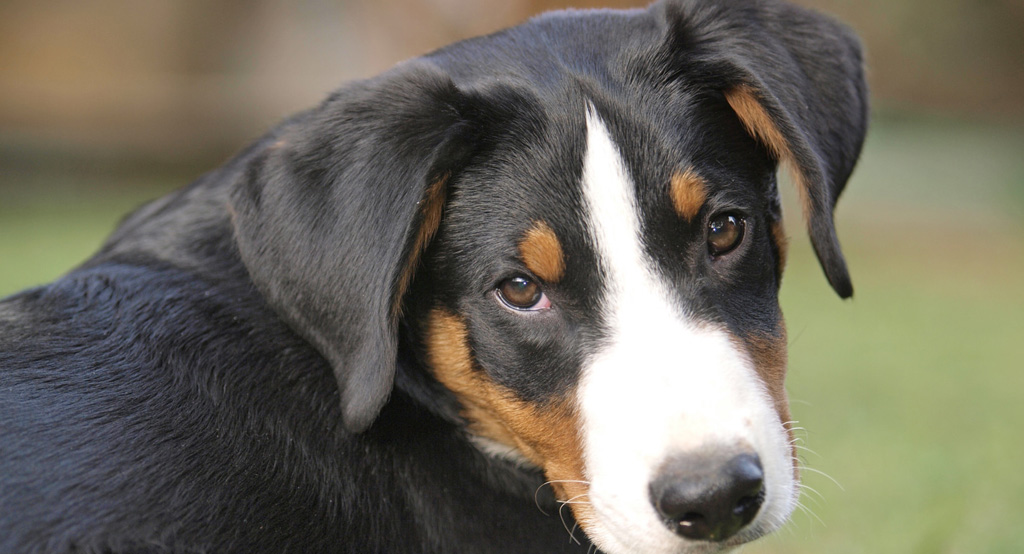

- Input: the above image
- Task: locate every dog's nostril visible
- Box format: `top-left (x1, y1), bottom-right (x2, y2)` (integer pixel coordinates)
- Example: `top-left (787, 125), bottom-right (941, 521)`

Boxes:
top-left (677, 511), bottom-right (708, 537)
top-left (734, 490), bottom-right (764, 517)
top-left (649, 451), bottom-right (765, 542)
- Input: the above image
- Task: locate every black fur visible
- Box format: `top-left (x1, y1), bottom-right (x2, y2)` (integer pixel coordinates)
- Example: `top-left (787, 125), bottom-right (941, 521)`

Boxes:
top-left (0, 1), bottom-right (867, 552)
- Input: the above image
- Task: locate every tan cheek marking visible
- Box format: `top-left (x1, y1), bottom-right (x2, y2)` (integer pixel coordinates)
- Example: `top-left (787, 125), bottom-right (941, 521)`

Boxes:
top-left (392, 175), bottom-right (448, 319)
top-left (725, 85), bottom-right (812, 222)
top-left (739, 324), bottom-right (797, 475)
top-left (518, 221), bottom-right (565, 283)
top-left (424, 309), bottom-right (592, 522)
top-left (669, 167), bottom-right (707, 221)
top-left (772, 220), bottom-right (789, 273)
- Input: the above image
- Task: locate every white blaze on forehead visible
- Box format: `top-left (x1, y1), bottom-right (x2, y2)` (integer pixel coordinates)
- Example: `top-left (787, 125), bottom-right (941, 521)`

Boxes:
top-left (577, 107), bottom-right (795, 553)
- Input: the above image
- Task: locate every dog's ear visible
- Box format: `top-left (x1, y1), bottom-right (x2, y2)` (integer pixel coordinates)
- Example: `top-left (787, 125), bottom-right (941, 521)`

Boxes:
top-left (664, 0), bottom-right (868, 297)
top-left (230, 63), bottom-right (481, 431)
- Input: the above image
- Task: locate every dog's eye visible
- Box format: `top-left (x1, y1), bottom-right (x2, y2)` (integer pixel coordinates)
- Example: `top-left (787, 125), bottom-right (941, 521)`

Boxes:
top-left (496, 276), bottom-right (551, 311)
top-left (707, 214), bottom-right (745, 257)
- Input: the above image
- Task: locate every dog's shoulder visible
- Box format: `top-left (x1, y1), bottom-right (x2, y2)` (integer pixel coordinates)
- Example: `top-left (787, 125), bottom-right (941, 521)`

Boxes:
top-left (0, 260), bottom-right (336, 551)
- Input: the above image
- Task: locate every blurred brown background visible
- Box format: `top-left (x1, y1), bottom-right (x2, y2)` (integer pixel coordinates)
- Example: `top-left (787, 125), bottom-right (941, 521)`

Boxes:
top-left (1, 0), bottom-right (1021, 173)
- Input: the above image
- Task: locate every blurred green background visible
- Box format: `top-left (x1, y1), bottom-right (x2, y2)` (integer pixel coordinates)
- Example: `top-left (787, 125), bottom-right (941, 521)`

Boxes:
top-left (1, 1), bottom-right (1022, 552)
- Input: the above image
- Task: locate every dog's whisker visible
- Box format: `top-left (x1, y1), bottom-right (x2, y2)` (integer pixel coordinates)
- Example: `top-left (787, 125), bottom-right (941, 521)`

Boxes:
top-left (535, 480), bottom-right (593, 516)
top-left (558, 492), bottom-right (592, 546)
top-left (557, 492), bottom-right (592, 507)
top-left (782, 420), bottom-right (807, 431)
top-left (559, 492), bottom-right (591, 500)
top-left (569, 521), bottom-right (580, 545)
top-left (793, 444), bottom-right (820, 458)
top-left (557, 497), bottom-right (583, 545)
top-left (533, 483), bottom-right (551, 516)
top-left (764, 507), bottom-right (790, 535)
top-left (786, 399), bottom-right (813, 411)
top-left (794, 498), bottom-right (827, 528)
top-left (798, 465), bottom-right (845, 492)
top-left (796, 483), bottom-right (826, 506)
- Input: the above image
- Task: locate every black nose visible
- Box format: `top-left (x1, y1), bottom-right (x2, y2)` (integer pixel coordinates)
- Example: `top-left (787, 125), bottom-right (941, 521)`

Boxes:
top-left (649, 451), bottom-right (765, 542)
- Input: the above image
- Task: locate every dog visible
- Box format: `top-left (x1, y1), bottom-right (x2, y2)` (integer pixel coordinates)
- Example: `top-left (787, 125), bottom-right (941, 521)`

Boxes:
top-left (0, 0), bottom-right (867, 552)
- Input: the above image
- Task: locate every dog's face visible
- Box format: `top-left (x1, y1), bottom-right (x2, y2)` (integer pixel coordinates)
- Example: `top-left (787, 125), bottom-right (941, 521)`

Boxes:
top-left (231, 2), bottom-right (867, 552)
top-left (413, 95), bottom-right (794, 550)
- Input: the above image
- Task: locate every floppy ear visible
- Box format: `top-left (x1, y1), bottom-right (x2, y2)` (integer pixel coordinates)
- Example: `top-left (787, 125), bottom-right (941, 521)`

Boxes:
top-left (665, 0), bottom-right (868, 297)
top-left (230, 62), bottom-right (480, 431)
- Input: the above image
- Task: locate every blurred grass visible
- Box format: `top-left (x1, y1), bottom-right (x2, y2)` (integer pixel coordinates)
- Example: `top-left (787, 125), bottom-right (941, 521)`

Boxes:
top-left (1, 114), bottom-right (1023, 553)
top-left (0, 173), bottom-right (179, 294)
top-left (754, 114), bottom-right (1024, 554)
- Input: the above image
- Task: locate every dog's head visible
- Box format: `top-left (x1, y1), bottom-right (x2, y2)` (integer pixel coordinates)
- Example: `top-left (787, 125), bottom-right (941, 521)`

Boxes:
top-left (230, 0), bottom-right (867, 551)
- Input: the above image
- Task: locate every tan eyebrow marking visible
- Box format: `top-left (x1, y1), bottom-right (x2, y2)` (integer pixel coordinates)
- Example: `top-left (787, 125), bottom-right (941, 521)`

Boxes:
top-left (670, 167), bottom-right (708, 221)
top-left (518, 220), bottom-right (565, 283)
